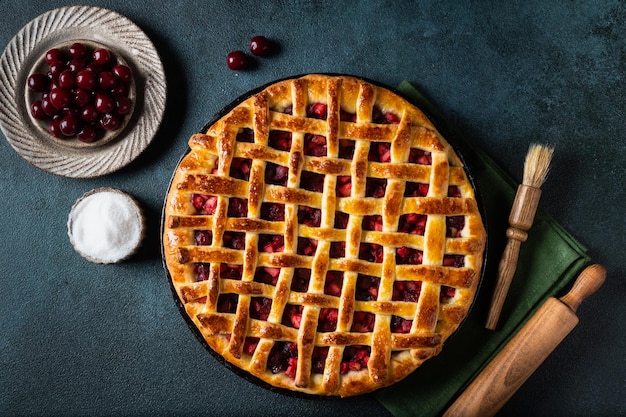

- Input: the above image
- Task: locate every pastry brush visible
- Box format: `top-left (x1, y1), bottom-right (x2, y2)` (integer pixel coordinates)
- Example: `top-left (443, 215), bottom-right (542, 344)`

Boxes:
top-left (485, 143), bottom-right (555, 330)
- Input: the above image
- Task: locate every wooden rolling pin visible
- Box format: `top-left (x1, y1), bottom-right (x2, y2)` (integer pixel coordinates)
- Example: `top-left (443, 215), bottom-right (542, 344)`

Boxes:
top-left (443, 263), bottom-right (606, 417)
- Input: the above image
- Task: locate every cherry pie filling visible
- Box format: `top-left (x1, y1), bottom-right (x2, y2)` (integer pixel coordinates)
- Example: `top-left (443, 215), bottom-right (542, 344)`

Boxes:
top-left (186, 102), bottom-right (468, 382)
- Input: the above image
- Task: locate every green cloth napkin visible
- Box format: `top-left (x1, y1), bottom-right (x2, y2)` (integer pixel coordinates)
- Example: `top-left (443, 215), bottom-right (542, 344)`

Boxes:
top-left (373, 82), bottom-right (591, 417)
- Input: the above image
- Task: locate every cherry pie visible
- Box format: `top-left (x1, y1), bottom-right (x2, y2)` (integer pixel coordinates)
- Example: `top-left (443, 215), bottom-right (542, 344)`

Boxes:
top-left (162, 75), bottom-right (486, 397)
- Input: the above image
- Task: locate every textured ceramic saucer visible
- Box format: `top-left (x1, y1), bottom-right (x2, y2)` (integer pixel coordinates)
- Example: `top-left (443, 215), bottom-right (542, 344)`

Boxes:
top-left (0, 6), bottom-right (167, 178)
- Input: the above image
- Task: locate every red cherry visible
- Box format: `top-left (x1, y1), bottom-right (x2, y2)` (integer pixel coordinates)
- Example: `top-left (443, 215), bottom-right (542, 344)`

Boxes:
top-left (41, 97), bottom-right (59, 116)
top-left (68, 42), bottom-right (88, 59)
top-left (57, 70), bottom-right (75, 89)
top-left (86, 63), bottom-right (102, 73)
top-left (62, 106), bottom-right (80, 118)
top-left (48, 119), bottom-right (63, 138)
top-left (112, 64), bottom-right (132, 83)
top-left (226, 51), bottom-right (249, 70)
top-left (81, 105), bottom-right (99, 123)
top-left (67, 58), bottom-right (86, 73)
top-left (76, 69), bottom-right (97, 90)
top-left (49, 87), bottom-right (72, 109)
top-left (100, 113), bottom-right (119, 130)
top-left (249, 36), bottom-right (274, 56)
top-left (95, 93), bottom-right (115, 113)
top-left (77, 124), bottom-right (98, 143)
top-left (74, 88), bottom-right (91, 107)
top-left (30, 100), bottom-right (46, 119)
top-left (92, 48), bottom-right (111, 66)
top-left (47, 61), bottom-right (66, 81)
top-left (27, 73), bottom-right (49, 92)
top-left (110, 81), bottom-right (129, 96)
top-left (59, 114), bottom-right (81, 136)
top-left (45, 48), bottom-right (63, 65)
top-left (99, 71), bottom-right (116, 89)
top-left (115, 96), bottom-right (131, 115)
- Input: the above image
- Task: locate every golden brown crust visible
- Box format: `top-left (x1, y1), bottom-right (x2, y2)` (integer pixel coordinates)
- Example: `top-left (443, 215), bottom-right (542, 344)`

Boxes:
top-left (163, 74), bottom-right (486, 397)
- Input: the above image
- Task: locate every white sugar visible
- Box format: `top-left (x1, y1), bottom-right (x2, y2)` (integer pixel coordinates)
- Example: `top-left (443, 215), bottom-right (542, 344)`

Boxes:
top-left (68, 190), bottom-right (143, 263)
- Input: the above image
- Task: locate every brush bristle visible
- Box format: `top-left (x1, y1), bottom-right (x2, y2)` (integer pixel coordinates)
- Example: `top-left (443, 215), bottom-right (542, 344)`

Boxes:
top-left (522, 144), bottom-right (554, 188)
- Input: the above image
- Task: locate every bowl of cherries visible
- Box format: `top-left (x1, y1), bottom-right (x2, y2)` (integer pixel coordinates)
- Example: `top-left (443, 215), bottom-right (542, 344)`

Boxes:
top-left (25, 40), bottom-right (135, 147)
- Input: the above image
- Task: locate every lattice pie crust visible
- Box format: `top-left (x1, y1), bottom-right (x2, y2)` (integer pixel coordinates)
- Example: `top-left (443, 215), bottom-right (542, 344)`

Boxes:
top-left (163, 74), bottom-right (486, 397)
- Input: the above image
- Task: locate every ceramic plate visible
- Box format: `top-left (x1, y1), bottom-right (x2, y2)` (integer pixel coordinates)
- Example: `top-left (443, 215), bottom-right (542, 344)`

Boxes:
top-left (0, 5), bottom-right (166, 178)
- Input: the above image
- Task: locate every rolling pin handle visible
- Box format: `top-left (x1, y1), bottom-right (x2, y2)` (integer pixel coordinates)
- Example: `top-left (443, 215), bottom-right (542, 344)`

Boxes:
top-left (559, 263), bottom-right (606, 313)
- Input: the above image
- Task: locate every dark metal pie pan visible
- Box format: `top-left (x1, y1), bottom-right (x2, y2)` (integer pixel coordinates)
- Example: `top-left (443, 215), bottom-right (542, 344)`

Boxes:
top-left (160, 74), bottom-right (488, 399)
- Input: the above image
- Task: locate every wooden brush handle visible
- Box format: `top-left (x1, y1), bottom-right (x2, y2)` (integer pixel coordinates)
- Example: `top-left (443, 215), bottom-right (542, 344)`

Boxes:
top-left (485, 232), bottom-right (523, 329)
top-left (485, 185), bottom-right (542, 330)
top-left (509, 185), bottom-right (542, 229)
top-left (444, 264), bottom-right (606, 417)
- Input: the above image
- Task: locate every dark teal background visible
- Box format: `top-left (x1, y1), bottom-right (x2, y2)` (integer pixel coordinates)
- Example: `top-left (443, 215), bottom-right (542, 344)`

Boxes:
top-left (1, 1), bottom-right (624, 416)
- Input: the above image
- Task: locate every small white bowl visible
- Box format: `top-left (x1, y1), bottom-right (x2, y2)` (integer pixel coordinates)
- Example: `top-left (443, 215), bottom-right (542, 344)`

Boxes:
top-left (67, 187), bottom-right (145, 264)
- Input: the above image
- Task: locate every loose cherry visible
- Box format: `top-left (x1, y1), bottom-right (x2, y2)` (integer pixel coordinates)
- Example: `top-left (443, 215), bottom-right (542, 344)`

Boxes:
top-left (226, 51), bottom-right (249, 70)
top-left (249, 36), bottom-right (274, 56)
